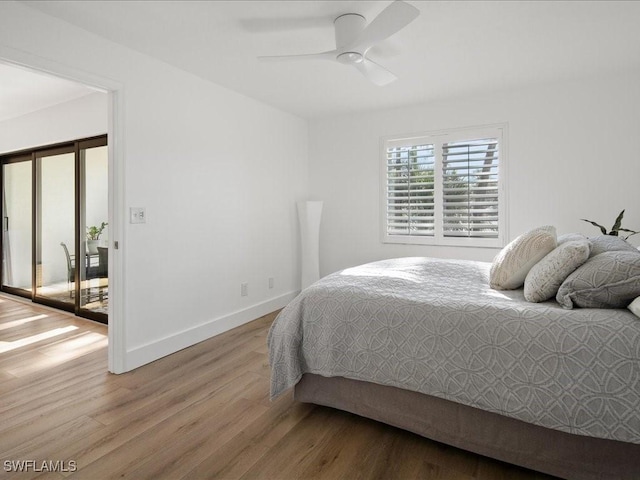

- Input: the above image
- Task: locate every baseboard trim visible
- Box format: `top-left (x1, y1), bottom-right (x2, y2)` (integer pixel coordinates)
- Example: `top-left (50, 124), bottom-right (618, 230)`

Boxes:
top-left (123, 291), bottom-right (298, 372)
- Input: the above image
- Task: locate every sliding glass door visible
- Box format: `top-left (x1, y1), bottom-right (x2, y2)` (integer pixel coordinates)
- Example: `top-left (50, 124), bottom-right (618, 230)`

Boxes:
top-left (1, 135), bottom-right (108, 324)
top-left (2, 156), bottom-right (32, 295)
top-left (35, 147), bottom-right (76, 307)
top-left (79, 139), bottom-right (109, 316)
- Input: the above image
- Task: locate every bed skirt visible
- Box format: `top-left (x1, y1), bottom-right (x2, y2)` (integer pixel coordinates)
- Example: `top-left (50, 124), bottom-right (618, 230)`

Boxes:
top-left (294, 374), bottom-right (640, 480)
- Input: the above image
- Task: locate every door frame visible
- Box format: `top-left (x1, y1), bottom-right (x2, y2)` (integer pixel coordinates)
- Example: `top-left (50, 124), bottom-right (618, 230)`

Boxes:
top-left (0, 46), bottom-right (126, 374)
top-left (6, 136), bottom-right (109, 323)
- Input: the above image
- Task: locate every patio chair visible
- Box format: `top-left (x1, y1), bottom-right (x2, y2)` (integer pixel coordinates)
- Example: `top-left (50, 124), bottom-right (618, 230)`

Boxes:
top-left (60, 242), bottom-right (75, 298)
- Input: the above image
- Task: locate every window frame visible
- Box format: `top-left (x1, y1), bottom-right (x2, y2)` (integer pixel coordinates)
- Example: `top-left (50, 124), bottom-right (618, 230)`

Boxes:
top-left (380, 124), bottom-right (508, 248)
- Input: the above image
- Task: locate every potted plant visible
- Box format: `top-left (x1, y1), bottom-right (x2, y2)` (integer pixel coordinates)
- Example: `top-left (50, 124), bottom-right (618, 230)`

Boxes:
top-left (86, 221), bottom-right (108, 254)
top-left (581, 210), bottom-right (639, 240)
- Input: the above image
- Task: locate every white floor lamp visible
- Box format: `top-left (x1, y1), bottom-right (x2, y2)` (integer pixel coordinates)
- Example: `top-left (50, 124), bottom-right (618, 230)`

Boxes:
top-left (297, 200), bottom-right (323, 290)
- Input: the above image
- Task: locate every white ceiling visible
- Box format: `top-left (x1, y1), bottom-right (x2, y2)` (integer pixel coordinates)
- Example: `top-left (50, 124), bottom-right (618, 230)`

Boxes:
top-left (16, 0), bottom-right (640, 120)
top-left (0, 63), bottom-right (96, 122)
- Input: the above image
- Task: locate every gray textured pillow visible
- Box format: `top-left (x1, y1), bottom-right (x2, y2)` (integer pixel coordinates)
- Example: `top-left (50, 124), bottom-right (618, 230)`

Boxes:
top-left (524, 240), bottom-right (591, 303)
top-left (628, 296), bottom-right (640, 318)
top-left (490, 226), bottom-right (557, 290)
top-left (556, 251), bottom-right (640, 309)
top-left (589, 235), bottom-right (639, 257)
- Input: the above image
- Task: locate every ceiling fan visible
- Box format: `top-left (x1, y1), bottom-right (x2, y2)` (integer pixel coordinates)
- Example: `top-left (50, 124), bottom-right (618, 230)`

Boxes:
top-left (257, 1), bottom-right (420, 86)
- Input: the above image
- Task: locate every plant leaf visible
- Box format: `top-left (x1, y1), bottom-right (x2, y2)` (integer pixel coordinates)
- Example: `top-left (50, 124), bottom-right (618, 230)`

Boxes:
top-left (581, 219), bottom-right (607, 235)
top-left (619, 228), bottom-right (640, 240)
top-left (611, 209), bottom-right (625, 232)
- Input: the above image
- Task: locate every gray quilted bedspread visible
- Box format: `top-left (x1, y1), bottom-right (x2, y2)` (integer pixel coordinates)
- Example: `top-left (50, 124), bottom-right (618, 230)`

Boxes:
top-left (268, 257), bottom-right (640, 443)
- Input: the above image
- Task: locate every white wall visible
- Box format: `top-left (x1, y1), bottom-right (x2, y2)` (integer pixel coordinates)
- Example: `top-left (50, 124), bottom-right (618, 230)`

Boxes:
top-left (0, 1), bottom-right (309, 371)
top-left (0, 92), bottom-right (107, 153)
top-left (309, 71), bottom-right (640, 276)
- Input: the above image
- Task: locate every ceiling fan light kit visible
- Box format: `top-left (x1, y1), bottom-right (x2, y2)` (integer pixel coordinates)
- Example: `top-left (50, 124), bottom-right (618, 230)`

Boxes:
top-left (336, 52), bottom-right (364, 65)
top-left (258, 0), bottom-right (420, 86)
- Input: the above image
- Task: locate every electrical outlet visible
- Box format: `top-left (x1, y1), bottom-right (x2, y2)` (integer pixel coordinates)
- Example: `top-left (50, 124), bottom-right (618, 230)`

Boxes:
top-left (268, 277), bottom-right (274, 289)
top-left (241, 283), bottom-right (248, 297)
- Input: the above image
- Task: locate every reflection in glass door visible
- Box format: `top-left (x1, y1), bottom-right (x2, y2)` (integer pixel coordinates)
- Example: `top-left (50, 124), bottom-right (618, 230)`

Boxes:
top-left (79, 141), bottom-right (109, 316)
top-left (2, 157), bottom-right (33, 295)
top-left (35, 148), bottom-right (76, 308)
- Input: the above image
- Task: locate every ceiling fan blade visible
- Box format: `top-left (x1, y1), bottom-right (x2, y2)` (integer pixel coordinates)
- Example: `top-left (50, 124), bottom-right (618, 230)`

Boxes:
top-left (257, 50), bottom-right (336, 62)
top-left (355, 58), bottom-right (397, 86)
top-left (349, 0), bottom-right (420, 53)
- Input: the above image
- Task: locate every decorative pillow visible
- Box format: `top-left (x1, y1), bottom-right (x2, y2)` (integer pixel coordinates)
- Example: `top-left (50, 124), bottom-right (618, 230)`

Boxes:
top-left (524, 240), bottom-right (591, 302)
top-left (628, 296), bottom-right (640, 318)
top-left (589, 235), bottom-right (639, 257)
top-left (557, 233), bottom-right (588, 245)
top-left (490, 226), bottom-right (557, 290)
top-left (556, 251), bottom-right (640, 309)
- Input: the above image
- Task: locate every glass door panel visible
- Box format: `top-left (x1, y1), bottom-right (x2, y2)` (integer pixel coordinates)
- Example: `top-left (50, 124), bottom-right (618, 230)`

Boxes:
top-left (79, 144), bottom-right (108, 315)
top-left (35, 149), bottom-right (75, 307)
top-left (1, 135), bottom-right (108, 324)
top-left (2, 159), bottom-right (33, 293)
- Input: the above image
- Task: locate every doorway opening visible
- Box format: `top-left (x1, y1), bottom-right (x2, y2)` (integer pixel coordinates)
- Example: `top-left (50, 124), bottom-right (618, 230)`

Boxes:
top-left (0, 57), bottom-right (123, 372)
top-left (1, 135), bottom-right (109, 324)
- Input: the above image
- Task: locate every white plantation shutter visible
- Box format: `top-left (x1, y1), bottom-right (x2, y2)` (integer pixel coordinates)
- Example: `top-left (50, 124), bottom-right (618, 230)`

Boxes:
top-left (383, 125), bottom-right (505, 247)
top-left (442, 138), bottom-right (499, 238)
top-left (386, 144), bottom-right (435, 236)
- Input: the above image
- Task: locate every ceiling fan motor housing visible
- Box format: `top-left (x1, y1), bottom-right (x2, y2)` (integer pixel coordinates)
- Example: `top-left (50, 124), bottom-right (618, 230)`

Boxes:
top-left (334, 13), bottom-right (366, 50)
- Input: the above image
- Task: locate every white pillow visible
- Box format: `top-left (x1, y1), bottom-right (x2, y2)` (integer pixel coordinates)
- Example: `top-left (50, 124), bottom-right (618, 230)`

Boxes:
top-left (588, 235), bottom-right (639, 257)
top-left (490, 226), bottom-right (557, 290)
top-left (557, 233), bottom-right (588, 245)
top-left (628, 296), bottom-right (640, 318)
top-left (524, 240), bottom-right (591, 302)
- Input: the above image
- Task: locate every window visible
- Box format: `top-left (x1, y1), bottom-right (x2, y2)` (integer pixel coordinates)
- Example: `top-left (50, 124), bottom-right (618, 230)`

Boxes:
top-left (382, 125), bottom-right (506, 247)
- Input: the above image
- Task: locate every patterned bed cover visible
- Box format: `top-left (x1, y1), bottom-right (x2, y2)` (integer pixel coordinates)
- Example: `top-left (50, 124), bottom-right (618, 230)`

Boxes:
top-left (268, 257), bottom-right (640, 444)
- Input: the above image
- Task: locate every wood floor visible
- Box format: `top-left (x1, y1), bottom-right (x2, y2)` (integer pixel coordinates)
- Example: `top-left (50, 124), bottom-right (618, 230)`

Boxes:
top-left (0, 295), bottom-right (558, 480)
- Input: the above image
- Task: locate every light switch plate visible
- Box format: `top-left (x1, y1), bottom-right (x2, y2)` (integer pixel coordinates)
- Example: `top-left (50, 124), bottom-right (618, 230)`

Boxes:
top-left (130, 207), bottom-right (146, 224)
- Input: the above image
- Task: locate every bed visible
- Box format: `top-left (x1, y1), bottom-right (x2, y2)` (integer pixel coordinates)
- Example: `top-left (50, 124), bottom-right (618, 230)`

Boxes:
top-left (268, 256), bottom-right (640, 480)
